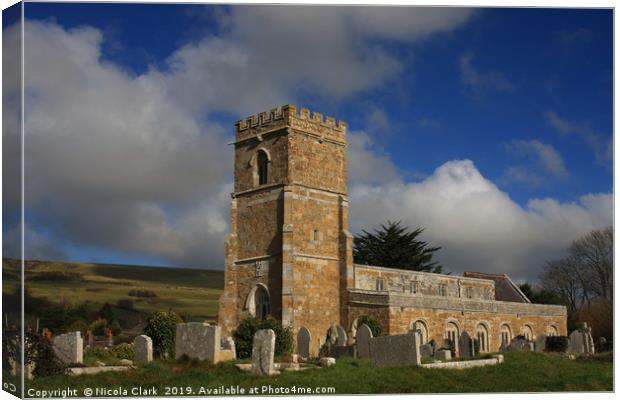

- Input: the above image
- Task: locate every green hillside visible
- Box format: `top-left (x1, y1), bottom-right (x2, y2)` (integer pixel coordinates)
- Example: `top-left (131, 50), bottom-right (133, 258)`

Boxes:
top-left (2, 258), bottom-right (224, 327)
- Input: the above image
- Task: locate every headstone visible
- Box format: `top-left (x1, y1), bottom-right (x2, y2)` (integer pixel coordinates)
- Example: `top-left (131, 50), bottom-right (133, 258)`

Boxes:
top-left (297, 327), bottom-right (311, 359)
top-left (320, 357), bottom-right (336, 367)
top-left (369, 332), bottom-right (421, 368)
top-left (251, 329), bottom-right (277, 376)
top-left (175, 322), bottom-right (221, 363)
top-left (535, 334), bottom-right (547, 352)
top-left (133, 335), bottom-right (153, 364)
top-left (435, 349), bottom-right (451, 361)
top-left (221, 336), bottom-right (236, 359)
top-left (289, 354), bottom-right (299, 364)
top-left (326, 325), bottom-right (339, 345)
top-left (105, 328), bottom-right (113, 347)
top-left (568, 330), bottom-right (585, 353)
top-left (429, 339), bottom-right (438, 354)
top-left (355, 324), bottom-right (373, 359)
top-left (420, 343), bottom-right (433, 358)
top-left (458, 331), bottom-right (473, 359)
top-left (335, 325), bottom-right (347, 346)
top-left (53, 331), bottom-right (83, 364)
top-left (507, 336), bottom-right (529, 351)
top-left (330, 345), bottom-right (356, 358)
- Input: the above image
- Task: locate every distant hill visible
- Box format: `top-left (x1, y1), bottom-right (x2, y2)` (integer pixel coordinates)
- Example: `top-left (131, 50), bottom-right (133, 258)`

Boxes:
top-left (2, 258), bottom-right (224, 324)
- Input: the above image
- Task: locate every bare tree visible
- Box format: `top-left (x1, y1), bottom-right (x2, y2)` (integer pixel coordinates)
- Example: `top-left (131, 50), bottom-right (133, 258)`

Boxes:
top-left (539, 227), bottom-right (613, 337)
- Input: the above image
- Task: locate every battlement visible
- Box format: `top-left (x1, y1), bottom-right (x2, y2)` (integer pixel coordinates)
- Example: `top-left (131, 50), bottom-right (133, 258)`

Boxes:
top-left (235, 104), bottom-right (347, 143)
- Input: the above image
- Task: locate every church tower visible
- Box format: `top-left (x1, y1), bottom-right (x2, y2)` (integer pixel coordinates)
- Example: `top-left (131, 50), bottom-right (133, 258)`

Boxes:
top-left (218, 104), bottom-right (354, 356)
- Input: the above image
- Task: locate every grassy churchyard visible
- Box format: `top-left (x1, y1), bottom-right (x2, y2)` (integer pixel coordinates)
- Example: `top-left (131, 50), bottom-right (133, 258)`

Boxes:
top-left (23, 352), bottom-right (612, 395)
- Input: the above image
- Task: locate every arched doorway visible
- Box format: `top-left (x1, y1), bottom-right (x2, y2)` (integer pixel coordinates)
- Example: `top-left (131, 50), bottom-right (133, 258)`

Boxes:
top-left (245, 284), bottom-right (270, 320)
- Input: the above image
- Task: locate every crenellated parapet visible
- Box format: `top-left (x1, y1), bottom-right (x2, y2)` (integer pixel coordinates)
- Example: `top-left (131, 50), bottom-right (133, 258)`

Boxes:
top-left (235, 104), bottom-right (347, 143)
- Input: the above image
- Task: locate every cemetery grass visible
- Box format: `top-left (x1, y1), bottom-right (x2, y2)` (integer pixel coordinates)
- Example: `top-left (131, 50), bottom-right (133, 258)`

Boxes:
top-left (2, 258), bottom-right (224, 322)
top-left (26, 351), bottom-right (613, 394)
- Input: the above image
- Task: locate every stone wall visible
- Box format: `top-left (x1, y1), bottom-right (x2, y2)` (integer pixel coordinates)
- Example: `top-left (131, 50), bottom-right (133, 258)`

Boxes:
top-left (348, 289), bottom-right (566, 354)
top-left (354, 264), bottom-right (495, 300)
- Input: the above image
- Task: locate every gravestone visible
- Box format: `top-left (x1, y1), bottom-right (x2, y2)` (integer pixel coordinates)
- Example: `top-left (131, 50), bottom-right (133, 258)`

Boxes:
top-left (221, 336), bottom-right (236, 359)
top-left (330, 345), bottom-right (356, 358)
top-left (133, 335), bottom-right (153, 364)
top-left (355, 324), bottom-right (373, 358)
top-left (251, 329), bottom-right (277, 376)
top-left (369, 332), bottom-right (421, 368)
top-left (458, 331), bottom-right (473, 359)
top-left (420, 343), bottom-right (433, 358)
top-left (335, 325), bottom-right (347, 346)
top-left (53, 331), bottom-right (83, 364)
top-left (175, 322), bottom-right (221, 363)
top-left (429, 339), bottom-right (438, 354)
top-left (435, 349), bottom-right (451, 362)
top-left (297, 327), bottom-right (311, 359)
top-left (568, 330), bottom-right (585, 353)
top-left (507, 336), bottom-right (529, 351)
top-left (535, 334), bottom-right (547, 352)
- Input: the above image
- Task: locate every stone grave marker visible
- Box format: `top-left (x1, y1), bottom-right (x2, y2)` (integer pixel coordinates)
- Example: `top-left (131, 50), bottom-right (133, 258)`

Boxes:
top-left (535, 334), bottom-right (547, 352)
top-left (420, 343), bottom-right (433, 358)
top-left (175, 322), bottom-right (221, 363)
top-left (133, 335), bottom-right (153, 364)
top-left (355, 324), bottom-right (373, 358)
top-left (297, 327), bottom-right (311, 359)
top-left (369, 332), bottom-right (421, 368)
top-left (458, 331), bottom-right (473, 359)
top-left (435, 349), bottom-right (451, 361)
top-left (335, 325), bottom-right (347, 346)
top-left (251, 329), bottom-right (277, 376)
top-left (53, 331), bottom-right (83, 364)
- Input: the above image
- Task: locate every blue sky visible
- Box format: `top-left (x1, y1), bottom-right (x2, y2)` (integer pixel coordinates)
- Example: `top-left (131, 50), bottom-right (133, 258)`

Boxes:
top-left (2, 4), bottom-right (613, 281)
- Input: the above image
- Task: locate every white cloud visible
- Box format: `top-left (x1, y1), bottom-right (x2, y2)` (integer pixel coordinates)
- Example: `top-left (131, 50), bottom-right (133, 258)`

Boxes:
top-left (3, 8), bottom-right (475, 268)
top-left (349, 155), bottom-right (612, 282)
top-left (459, 52), bottom-right (514, 94)
top-left (503, 139), bottom-right (569, 183)
top-left (544, 110), bottom-right (612, 166)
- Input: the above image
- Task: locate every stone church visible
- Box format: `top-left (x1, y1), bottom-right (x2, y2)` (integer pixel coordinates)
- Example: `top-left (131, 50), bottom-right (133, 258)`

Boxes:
top-left (218, 104), bottom-right (567, 357)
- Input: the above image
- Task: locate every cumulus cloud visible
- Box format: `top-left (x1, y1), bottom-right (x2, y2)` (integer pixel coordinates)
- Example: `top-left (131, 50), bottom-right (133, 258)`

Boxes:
top-left (459, 52), bottom-right (514, 94)
top-left (3, 8), bottom-right (475, 268)
top-left (349, 158), bottom-right (612, 282)
top-left (544, 110), bottom-right (612, 166)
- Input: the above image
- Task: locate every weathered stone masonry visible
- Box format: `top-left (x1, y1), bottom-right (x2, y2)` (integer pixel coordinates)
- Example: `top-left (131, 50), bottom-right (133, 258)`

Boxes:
top-left (218, 104), bottom-right (567, 357)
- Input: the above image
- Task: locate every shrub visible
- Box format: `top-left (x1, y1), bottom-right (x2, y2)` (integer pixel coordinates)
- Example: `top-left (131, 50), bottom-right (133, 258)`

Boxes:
top-left (596, 337), bottom-right (613, 353)
top-left (90, 318), bottom-right (107, 336)
top-left (128, 289), bottom-right (157, 298)
top-left (143, 310), bottom-right (182, 359)
top-left (98, 302), bottom-right (116, 321)
top-left (25, 332), bottom-right (66, 377)
top-left (546, 335), bottom-right (569, 352)
top-left (68, 319), bottom-right (89, 334)
top-left (233, 316), bottom-right (293, 359)
top-left (109, 319), bottom-right (122, 336)
top-left (116, 299), bottom-right (134, 310)
top-left (109, 343), bottom-right (134, 360)
top-left (357, 315), bottom-right (382, 337)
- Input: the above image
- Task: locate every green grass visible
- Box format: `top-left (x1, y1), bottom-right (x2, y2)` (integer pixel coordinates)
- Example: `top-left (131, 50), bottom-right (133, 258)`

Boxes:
top-left (3, 258), bottom-right (224, 322)
top-left (23, 352), bottom-right (612, 396)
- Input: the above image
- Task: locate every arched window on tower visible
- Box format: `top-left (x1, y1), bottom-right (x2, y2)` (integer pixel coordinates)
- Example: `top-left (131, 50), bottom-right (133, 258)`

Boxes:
top-left (257, 150), bottom-right (269, 185)
top-left (255, 285), bottom-right (270, 320)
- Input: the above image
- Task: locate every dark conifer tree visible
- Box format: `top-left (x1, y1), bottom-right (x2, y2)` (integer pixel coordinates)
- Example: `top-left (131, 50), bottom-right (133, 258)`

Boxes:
top-left (353, 220), bottom-right (443, 273)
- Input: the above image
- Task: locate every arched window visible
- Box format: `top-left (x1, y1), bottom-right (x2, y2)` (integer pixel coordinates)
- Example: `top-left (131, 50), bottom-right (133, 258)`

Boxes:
top-left (522, 325), bottom-right (534, 341)
top-left (255, 285), bottom-right (270, 320)
top-left (445, 322), bottom-right (459, 348)
top-left (548, 325), bottom-right (558, 337)
top-left (257, 150), bottom-right (269, 185)
top-left (500, 324), bottom-right (512, 348)
top-left (476, 323), bottom-right (489, 353)
top-left (411, 320), bottom-right (429, 344)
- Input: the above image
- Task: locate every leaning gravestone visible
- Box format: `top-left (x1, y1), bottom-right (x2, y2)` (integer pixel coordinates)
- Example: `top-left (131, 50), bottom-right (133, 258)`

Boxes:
top-left (355, 324), bottom-right (373, 359)
top-left (53, 331), bottom-right (83, 364)
top-left (458, 331), bottom-right (473, 359)
top-left (297, 327), bottom-right (311, 359)
top-left (369, 332), bottom-right (421, 368)
top-left (435, 349), bottom-right (451, 361)
top-left (252, 329), bottom-right (277, 376)
top-left (335, 325), bottom-right (348, 346)
top-left (507, 336), bottom-right (529, 351)
top-left (133, 335), bottom-right (153, 364)
top-left (535, 334), bottom-right (547, 352)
